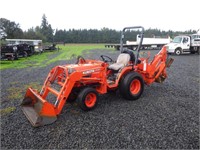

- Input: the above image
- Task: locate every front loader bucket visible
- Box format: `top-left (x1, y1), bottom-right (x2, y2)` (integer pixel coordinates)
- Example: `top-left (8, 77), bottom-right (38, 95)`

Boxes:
top-left (21, 88), bottom-right (57, 127)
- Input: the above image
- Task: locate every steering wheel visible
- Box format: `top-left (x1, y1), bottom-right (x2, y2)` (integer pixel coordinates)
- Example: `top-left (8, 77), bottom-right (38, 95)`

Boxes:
top-left (100, 55), bottom-right (113, 63)
top-left (76, 56), bottom-right (86, 64)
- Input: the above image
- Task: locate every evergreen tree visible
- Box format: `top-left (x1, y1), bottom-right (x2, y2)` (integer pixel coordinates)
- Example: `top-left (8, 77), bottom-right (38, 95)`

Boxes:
top-left (40, 14), bottom-right (54, 42)
top-left (23, 26), bottom-right (46, 40)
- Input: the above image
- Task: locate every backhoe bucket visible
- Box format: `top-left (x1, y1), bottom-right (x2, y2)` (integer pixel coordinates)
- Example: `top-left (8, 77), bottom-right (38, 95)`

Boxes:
top-left (21, 88), bottom-right (57, 127)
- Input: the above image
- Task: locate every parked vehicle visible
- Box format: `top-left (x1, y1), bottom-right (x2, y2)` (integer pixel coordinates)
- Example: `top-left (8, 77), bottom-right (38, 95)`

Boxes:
top-left (105, 35), bottom-right (171, 50)
top-left (43, 43), bottom-right (57, 51)
top-left (1, 43), bottom-right (34, 60)
top-left (5, 39), bottom-right (43, 53)
top-left (21, 26), bottom-right (174, 127)
top-left (166, 33), bottom-right (200, 55)
top-left (127, 34), bottom-right (171, 46)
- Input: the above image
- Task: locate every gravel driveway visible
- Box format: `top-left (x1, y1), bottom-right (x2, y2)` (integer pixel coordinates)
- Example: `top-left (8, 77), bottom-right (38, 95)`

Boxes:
top-left (1, 49), bottom-right (199, 149)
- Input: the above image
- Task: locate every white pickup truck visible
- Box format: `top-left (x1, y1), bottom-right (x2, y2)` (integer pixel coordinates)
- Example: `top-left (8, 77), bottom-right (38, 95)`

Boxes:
top-left (166, 32), bottom-right (200, 55)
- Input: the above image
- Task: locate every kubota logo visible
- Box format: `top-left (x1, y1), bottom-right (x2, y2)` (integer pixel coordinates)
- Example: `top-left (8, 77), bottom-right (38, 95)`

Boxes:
top-left (83, 70), bottom-right (95, 74)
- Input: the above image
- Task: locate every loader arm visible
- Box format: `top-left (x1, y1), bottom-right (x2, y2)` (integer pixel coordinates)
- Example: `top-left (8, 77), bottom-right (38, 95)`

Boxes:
top-left (21, 66), bottom-right (82, 127)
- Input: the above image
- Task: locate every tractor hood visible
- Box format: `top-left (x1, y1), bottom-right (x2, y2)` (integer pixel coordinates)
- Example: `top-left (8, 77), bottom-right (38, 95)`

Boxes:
top-left (65, 61), bottom-right (105, 74)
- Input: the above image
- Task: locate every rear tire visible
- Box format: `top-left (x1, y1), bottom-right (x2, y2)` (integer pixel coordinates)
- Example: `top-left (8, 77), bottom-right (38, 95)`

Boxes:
top-left (77, 87), bottom-right (98, 111)
top-left (119, 72), bottom-right (144, 100)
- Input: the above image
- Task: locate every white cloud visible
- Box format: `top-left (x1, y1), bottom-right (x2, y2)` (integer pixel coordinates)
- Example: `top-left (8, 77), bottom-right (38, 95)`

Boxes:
top-left (0, 0), bottom-right (199, 31)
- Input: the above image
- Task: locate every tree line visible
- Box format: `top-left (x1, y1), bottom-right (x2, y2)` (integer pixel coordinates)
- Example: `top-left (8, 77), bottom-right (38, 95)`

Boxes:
top-left (0, 14), bottom-right (54, 43)
top-left (0, 15), bottom-right (197, 44)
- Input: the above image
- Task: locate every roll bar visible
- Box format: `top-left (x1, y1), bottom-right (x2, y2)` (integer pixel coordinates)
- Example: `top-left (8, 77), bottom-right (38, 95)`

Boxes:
top-left (120, 26), bottom-right (144, 65)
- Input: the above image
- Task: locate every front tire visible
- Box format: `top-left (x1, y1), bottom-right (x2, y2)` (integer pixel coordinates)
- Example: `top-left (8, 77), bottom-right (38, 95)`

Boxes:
top-left (77, 87), bottom-right (98, 111)
top-left (67, 88), bottom-right (80, 103)
top-left (175, 48), bottom-right (182, 55)
top-left (119, 72), bottom-right (144, 100)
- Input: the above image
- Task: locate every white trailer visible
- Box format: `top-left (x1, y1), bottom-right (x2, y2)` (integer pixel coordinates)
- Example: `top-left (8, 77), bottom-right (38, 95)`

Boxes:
top-left (6, 39), bottom-right (43, 53)
top-left (166, 33), bottom-right (200, 55)
top-left (126, 35), bottom-right (171, 45)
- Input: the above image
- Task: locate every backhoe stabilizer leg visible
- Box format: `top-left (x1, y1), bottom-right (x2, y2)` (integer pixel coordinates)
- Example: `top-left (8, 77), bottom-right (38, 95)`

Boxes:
top-left (155, 75), bottom-right (166, 83)
top-left (166, 57), bottom-right (174, 68)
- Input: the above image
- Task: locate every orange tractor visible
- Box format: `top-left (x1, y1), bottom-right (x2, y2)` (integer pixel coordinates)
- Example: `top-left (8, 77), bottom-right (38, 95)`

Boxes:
top-left (21, 26), bottom-right (174, 127)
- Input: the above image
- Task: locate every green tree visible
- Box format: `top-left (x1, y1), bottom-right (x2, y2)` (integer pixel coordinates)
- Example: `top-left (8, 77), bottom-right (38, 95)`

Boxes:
top-left (53, 27), bottom-right (197, 43)
top-left (23, 26), bottom-right (46, 40)
top-left (40, 14), bottom-right (54, 42)
top-left (0, 18), bottom-right (23, 39)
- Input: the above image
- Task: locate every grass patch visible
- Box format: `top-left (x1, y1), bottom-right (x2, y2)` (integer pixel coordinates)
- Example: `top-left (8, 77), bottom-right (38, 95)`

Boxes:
top-left (0, 107), bottom-right (16, 116)
top-left (7, 87), bottom-right (23, 100)
top-left (7, 82), bottom-right (42, 101)
top-left (0, 44), bottom-right (114, 70)
top-left (24, 82), bottom-right (42, 91)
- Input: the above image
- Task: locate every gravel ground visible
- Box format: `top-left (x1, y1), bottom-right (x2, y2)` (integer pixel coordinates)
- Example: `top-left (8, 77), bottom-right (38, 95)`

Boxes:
top-left (0, 49), bottom-right (199, 149)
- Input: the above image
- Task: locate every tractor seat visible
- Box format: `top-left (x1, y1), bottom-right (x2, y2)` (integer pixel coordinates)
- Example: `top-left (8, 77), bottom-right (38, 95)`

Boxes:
top-left (108, 53), bottom-right (130, 71)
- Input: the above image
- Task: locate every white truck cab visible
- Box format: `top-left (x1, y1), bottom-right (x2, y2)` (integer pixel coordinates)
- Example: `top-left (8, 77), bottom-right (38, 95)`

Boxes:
top-left (166, 33), bottom-right (200, 55)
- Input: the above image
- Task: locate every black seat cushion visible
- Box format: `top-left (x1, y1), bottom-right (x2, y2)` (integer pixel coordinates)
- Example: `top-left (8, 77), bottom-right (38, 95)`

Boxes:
top-left (122, 48), bottom-right (135, 63)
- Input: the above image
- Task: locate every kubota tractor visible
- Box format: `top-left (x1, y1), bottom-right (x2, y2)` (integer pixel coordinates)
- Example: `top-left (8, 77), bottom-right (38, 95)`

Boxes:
top-left (21, 26), bottom-right (174, 127)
